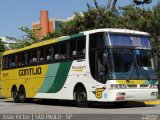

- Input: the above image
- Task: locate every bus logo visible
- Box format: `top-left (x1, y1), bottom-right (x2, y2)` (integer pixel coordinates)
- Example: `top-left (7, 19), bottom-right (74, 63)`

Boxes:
top-left (93, 88), bottom-right (106, 99)
top-left (19, 67), bottom-right (42, 76)
top-left (72, 65), bottom-right (86, 72)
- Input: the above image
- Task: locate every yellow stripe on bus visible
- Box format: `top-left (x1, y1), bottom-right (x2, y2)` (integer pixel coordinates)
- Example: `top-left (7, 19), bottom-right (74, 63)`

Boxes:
top-left (116, 80), bottom-right (145, 84)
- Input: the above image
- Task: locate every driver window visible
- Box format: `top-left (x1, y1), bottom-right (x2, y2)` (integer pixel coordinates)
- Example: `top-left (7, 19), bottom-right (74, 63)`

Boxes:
top-left (96, 51), bottom-right (109, 83)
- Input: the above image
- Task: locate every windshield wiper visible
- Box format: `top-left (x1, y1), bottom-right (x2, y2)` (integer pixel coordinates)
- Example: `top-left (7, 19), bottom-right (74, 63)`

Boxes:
top-left (140, 64), bottom-right (150, 80)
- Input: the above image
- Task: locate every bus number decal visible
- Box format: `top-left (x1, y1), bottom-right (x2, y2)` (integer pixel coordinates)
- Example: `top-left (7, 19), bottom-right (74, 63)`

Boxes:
top-left (3, 73), bottom-right (8, 77)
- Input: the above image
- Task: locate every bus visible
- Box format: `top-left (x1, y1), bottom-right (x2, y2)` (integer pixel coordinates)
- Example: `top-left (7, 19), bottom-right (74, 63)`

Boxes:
top-left (1, 28), bottom-right (158, 107)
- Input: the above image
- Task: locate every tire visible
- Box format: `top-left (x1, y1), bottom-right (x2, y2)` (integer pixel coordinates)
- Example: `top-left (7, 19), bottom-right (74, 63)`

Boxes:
top-left (12, 89), bottom-right (19, 103)
top-left (19, 87), bottom-right (26, 103)
top-left (75, 87), bottom-right (88, 107)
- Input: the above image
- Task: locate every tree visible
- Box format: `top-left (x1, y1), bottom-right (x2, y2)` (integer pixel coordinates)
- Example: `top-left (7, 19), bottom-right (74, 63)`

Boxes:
top-left (19, 26), bottom-right (41, 43)
top-left (94, 0), bottom-right (99, 9)
top-left (106, 0), bottom-right (118, 10)
top-left (9, 26), bottom-right (42, 49)
top-left (0, 38), bottom-right (5, 52)
top-left (153, 0), bottom-right (160, 11)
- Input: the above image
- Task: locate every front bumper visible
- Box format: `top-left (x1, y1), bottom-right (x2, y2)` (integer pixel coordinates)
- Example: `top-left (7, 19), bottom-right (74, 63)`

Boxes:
top-left (107, 89), bottom-right (158, 102)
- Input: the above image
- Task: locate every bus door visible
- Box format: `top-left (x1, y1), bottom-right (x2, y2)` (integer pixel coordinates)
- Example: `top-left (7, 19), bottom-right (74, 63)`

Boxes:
top-left (95, 50), bottom-right (109, 83)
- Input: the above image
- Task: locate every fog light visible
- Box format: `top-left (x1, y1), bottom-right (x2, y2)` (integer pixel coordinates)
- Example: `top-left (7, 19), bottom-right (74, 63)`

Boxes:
top-left (116, 92), bottom-right (125, 96)
top-left (151, 92), bottom-right (158, 95)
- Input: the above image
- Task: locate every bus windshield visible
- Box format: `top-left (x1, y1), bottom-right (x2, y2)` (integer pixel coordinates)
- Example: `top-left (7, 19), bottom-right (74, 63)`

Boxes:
top-left (109, 49), bottom-right (157, 80)
top-left (108, 33), bottom-right (151, 48)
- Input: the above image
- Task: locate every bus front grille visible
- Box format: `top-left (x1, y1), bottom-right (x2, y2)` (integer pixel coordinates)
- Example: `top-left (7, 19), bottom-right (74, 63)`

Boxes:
top-left (127, 85), bottom-right (137, 88)
top-left (127, 84), bottom-right (149, 88)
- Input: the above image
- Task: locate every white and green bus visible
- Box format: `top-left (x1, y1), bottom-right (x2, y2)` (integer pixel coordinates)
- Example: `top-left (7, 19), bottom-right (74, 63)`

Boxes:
top-left (1, 28), bottom-right (158, 107)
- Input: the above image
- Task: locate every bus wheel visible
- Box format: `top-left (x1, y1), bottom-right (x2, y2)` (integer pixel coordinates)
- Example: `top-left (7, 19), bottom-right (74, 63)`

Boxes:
top-left (12, 89), bottom-right (19, 103)
top-left (75, 87), bottom-right (88, 107)
top-left (19, 86), bottom-right (26, 103)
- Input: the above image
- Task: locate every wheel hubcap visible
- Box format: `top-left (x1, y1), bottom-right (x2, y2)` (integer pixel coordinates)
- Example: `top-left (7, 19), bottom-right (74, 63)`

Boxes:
top-left (77, 92), bottom-right (86, 104)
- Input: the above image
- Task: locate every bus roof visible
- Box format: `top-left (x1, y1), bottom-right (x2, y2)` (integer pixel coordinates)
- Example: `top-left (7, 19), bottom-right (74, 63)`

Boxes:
top-left (83, 28), bottom-right (149, 36)
top-left (3, 28), bottom-right (149, 56)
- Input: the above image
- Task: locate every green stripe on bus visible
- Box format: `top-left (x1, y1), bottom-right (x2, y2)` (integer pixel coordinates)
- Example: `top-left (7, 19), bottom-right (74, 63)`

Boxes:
top-left (58, 36), bottom-right (70, 42)
top-left (38, 63), bottom-right (60, 93)
top-left (58, 33), bottom-right (84, 42)
top-left (70, 33), bottom-right (84, 39)
top-left (144, 80), bottom-right (158, 84)
top-left (47, 61), bottom-right (72, 93)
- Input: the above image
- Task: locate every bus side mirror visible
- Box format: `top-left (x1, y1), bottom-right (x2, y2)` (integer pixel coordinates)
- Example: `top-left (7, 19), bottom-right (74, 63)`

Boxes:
top-left (103, 52), bottom-right (108, 65)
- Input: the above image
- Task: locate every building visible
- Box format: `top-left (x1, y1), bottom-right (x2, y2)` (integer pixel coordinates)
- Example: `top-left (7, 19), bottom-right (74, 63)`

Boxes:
top-left (0, 37), bottom-right (17, 49)
top-left (32, 10), bottom-right (65, 38)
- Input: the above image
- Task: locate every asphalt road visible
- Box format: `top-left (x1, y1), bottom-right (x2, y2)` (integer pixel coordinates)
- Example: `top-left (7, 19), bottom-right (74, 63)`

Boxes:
top-left (0, 99), bottom-right (160, 120)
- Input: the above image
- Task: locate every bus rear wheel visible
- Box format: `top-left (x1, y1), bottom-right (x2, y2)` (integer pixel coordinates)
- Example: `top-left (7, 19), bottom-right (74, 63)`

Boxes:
top-left (75, 87), bottom-right (88, 107)
top-left (11, 88), bottom-right (19, 103)
top-left (19, 86), bottom-right (26, 103)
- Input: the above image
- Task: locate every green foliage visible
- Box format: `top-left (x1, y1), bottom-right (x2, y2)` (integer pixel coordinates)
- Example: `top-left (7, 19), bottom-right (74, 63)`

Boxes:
top-left (11, 39), bottom-right (32, 49)
top-left (0, 38), bottom-right (5, 52)
top-left (19, 26), bottom-right (41, 43)
top-left (10, 26), bottom-right (42, 49)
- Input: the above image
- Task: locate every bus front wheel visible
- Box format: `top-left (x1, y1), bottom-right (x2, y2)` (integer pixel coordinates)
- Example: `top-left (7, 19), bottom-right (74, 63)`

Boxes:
top-left (75, 87), bottom-right (88, 107)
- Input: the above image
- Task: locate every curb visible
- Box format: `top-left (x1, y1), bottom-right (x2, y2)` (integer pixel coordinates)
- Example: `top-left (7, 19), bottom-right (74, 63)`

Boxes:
top-left (144, 100), bottom-right (160, 105)
top-left (128, 100), bottom-right (160, 105)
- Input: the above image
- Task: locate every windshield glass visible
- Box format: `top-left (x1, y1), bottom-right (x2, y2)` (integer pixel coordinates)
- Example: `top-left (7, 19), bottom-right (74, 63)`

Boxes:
top-left (136, 50), bottom-right (157, 79)
top-left (108, 33), bottom-right (151, 48)
top-left (108, 49), bottom-right (157, 80)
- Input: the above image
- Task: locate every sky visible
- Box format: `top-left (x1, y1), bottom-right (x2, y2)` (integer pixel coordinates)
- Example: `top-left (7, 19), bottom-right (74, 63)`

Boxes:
top-left (0, 0), bottom-right (158, 39)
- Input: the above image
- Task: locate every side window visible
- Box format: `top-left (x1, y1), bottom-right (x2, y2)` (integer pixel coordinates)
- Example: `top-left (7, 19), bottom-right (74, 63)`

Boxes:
top-left (59, 43), bottom-right (67, 59)
top-left (53, 44), bottom-right (59, 60)
top-left (32, 49), bottom-right (38, 64)
top-left (77, 38), bottom-right (86, 56)
top-left (2, 56), bottom-right (9, 69)
top-left (69, 40), bottom-right (76, 57)
top-left (2, 57), bottom-right (5, 69)
top-left (15, 54), bottom-right (20, 66)
top-left (27, 51), bottom-right (32, 64)
top-left (45, 46), bottom-right (52, 61)
top-left (68, 37), bottom-right (86, 59)
top-left (90, 33), bottom-right (104, 49)
top-left (20, 52), bottom-right (27, 66)
top-left (38, 48), bottom-right (45, 62)
top-left (10, 55), bottom-right (15, 67)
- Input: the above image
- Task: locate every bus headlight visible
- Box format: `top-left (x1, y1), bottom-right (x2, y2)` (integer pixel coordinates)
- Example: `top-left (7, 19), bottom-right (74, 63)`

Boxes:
top-left (110, 84), bottom-right (127, 89)
top-left (149, 84), bottom-right (157, 89)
